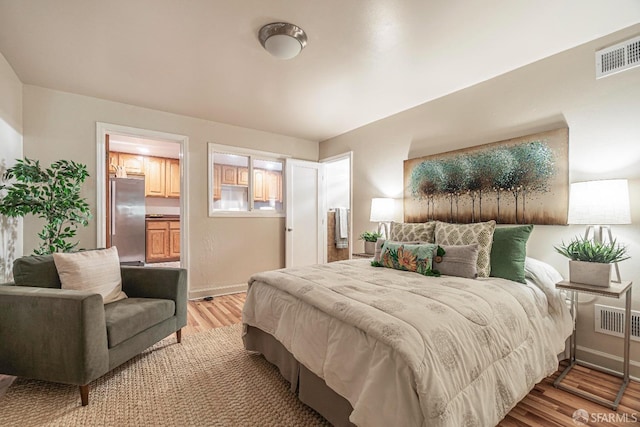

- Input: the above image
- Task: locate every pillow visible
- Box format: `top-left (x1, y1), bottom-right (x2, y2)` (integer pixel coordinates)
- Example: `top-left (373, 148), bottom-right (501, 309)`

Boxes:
top-left (53, 247), bottom-right (127, 304)
top-left (434, 220), bottom-right (496, 277)
top-left (433, 244), bottom-right (479, 279)
top-left (374, 239), bottom-right (420, 263)
top-left (388, 221), bottom-right (436, 243)
top-left (380, 242), bottom-right (438, 276)
top-left (490, 225), bottom-right (533, 283)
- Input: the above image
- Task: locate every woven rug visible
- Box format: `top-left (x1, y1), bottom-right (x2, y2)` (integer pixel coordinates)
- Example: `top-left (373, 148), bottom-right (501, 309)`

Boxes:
top-left (0, 324), bottom-right (330, 426)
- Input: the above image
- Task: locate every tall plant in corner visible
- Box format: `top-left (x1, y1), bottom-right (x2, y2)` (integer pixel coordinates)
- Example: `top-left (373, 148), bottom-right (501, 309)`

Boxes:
top-left (0, 158), bottom-right (92, 254)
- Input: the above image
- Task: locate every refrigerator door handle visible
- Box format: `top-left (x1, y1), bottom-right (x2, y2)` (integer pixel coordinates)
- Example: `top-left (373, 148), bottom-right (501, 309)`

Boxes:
top-left (111, 180), bottom-right (116, 236)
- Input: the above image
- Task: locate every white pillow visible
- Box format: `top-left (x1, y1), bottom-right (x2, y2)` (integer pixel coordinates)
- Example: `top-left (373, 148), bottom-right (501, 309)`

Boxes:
top-left (53, 247), bottom-right (127, 304)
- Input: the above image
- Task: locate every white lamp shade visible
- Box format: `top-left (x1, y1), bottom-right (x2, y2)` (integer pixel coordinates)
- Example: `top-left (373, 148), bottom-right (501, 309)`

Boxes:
top-left (264, 34), bottom-right (302, 59)
top-left (370, 198), bottom-right (395, 222)
top-left (567, 179), bottom-right (631, 225)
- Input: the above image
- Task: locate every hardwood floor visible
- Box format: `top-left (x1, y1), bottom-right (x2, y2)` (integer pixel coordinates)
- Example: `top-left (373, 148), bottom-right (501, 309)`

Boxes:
top-left (2, 292), bottom-right (638, 427)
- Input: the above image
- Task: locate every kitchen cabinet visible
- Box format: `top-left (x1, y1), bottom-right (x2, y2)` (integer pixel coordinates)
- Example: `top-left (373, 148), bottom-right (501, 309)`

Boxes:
top-left (145, 219), bottom-right (180, 263)
top-left (266, 171), bottom-right (282, 202)
top-left (145, 156), bottom-right (180, 198)
top-left (166, 159), bottom-right (181, 198)
top-left (221, 165), bottom-right (238, 185)
top-left (238, 167), bottom-right (249, 186)
top-left (213, 164), bottom-right (222, 200)
top-left (117, 153), bottom-right (145, 175)
top-left (253, 169), bottom-right (266, 201)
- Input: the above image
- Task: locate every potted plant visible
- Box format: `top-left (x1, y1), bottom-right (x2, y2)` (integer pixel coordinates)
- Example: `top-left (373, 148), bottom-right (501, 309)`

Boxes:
top-left (554, 237), bottom-right (629, 287)
top-left (0, 158), bottom-right (92, 254)
top-left (359, 231), bottom-right (382, 255)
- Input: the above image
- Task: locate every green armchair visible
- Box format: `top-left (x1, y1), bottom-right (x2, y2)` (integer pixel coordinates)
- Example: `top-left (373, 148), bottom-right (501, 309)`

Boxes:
top-left (0, 254), bottom-right (187, 406)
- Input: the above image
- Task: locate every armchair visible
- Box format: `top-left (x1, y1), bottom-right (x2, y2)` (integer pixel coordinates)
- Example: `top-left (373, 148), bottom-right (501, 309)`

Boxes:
top-left (0, 254), bottom-right (187, 406)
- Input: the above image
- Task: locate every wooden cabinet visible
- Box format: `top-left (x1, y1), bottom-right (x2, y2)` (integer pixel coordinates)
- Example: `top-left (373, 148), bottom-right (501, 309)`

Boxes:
top-left (145, 156), bottom-right (180, 198)
top-left (221, 165), bottom-right (238, 185)
top-left (145, 219), bottom-right (180, 263)
top-left (253, 169), bottom-right (282, 202)
top-left (213, 164), bottom-right (222, 200)
top-left (238, 167), bottom-right (249, 186)
top-left (253, 169), bottom-right (266, 201)
top-left (266, 171), bottom-right (282, 202)
top-left (117, 153), bottom-right (145, 175)
top-left (169, 221), bottom-right (180, 259)
top-left (145, 157), bottom-right (166, 197)
top-left (166, 159), bottom-right (181, 198)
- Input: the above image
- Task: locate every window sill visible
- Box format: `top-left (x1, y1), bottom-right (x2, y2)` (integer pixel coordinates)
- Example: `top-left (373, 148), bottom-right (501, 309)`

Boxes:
top-left (209, 210), bottom-right (285, 218)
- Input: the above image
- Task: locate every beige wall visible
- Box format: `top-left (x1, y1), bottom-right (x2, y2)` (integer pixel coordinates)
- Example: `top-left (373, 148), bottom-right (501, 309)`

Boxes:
top-left (22, 85), bottom-right (318, 295)
top-left (0, 51), bottom-right (23, 282)
top-left (320, 24), bottom-right (640, 377)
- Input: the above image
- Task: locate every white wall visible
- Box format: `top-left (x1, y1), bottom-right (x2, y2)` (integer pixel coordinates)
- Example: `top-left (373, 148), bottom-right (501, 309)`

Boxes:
top-left (320, 24), bottom-right (640, 377)
top-left (22, 85), bottom-right (318, 296)
top-left (0, 51), bottom-right (23, 282)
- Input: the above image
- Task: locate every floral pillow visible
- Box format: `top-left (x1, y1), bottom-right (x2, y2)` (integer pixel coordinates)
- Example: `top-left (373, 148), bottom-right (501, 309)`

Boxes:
top-left (379, 242), bottom-right (438, 276)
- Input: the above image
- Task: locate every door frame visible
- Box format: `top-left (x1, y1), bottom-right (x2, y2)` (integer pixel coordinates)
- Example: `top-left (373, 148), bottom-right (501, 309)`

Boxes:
top-left (320, 151), bottom-right (353, 260)
top-left (95, 122), bottom-right (189, 275)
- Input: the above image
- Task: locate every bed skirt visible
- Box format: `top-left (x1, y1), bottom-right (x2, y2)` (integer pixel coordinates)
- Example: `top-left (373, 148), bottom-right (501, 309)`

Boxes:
top-left (243, 325), bottom-right (356, 427)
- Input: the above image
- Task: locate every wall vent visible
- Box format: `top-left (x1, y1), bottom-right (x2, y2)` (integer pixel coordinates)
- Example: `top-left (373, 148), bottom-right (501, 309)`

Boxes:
top-left (596, 34), bottom-right (640, 79)
top-left (594, 304), bottom-right (640, 342)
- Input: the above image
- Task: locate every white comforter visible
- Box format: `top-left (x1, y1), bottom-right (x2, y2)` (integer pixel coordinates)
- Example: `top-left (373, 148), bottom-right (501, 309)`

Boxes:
top-left (242, 259), bottom-right (572, 427)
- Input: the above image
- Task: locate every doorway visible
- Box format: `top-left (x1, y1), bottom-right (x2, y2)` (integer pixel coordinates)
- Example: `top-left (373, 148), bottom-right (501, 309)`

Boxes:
top-left (322, 152), bottom-right (352, 262)
top-left (96, 123), bottom-right (189, 273)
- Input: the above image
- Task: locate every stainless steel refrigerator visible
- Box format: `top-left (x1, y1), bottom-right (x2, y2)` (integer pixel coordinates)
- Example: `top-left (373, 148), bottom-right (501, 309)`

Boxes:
top-left (109, 177), bottom-right (146, 265)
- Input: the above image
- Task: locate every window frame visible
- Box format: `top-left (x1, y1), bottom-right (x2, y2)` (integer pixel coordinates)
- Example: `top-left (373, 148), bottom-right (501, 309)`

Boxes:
top-left (208, 143), bottom-right (288, 217)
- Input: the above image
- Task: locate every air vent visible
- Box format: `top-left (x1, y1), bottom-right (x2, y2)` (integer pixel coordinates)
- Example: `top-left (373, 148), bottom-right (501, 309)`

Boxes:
top-left (594, 304), bottom-right (640, 342)
top-left (596, 35), bottom-right (640, 79)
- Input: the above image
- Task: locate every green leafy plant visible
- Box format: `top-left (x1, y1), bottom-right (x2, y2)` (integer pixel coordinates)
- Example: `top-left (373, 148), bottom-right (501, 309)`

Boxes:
top-left (359, 231), bottom-right (382, 242)
top-left (0, 158), bottom-right (92, 254)
top-left (554, 237), bottom-right (629, 264)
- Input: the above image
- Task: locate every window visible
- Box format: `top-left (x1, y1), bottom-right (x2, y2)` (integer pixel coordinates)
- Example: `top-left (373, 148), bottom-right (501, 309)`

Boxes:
top-left (208, 143), bottom-right (286, 216)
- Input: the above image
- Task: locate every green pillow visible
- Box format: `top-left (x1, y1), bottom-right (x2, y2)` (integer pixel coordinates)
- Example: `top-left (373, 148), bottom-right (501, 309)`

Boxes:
top-left (490, 225), bottom-right (533, 283)
top-left (380, 242), bottom-right (438, 276)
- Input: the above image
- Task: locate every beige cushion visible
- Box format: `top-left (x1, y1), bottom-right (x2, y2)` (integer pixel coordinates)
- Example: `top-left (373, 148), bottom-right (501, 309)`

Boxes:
top-left (433, 244), bottom-right (479, 279)
top-left (434, 220), bottom-right (496, 277)
top-left (388, 221), bottom-right (436, 243)
top-left (53, 247), bottom-right (127, 304)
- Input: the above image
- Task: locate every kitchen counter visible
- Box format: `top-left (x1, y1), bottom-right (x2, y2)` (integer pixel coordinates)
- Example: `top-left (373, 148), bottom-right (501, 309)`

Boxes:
top-left (145, 214), bottom-right (180, 221)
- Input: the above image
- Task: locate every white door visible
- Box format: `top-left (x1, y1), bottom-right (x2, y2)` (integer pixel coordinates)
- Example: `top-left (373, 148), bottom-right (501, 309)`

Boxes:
top-left (286, 159), bottom-right (324, 267)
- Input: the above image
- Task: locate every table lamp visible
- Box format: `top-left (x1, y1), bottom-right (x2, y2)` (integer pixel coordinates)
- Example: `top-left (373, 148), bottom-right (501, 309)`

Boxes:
top-left (370, 198), bottom-right (395, 239)
top-left (567, 179), bottom-right (631, 282)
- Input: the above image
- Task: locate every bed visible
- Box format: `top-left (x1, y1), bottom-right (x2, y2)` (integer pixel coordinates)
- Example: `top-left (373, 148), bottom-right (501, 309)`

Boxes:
top-left (242, 245), bottom-right (573, 426)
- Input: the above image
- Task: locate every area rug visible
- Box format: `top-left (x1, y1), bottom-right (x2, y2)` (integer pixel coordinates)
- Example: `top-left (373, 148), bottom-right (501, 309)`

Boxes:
top-left (0, 324), bottom-right (330, 426)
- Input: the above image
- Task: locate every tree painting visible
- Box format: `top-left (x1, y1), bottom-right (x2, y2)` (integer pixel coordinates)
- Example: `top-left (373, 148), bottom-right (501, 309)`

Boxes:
top-left (405, 128), bottom-right (569, 225)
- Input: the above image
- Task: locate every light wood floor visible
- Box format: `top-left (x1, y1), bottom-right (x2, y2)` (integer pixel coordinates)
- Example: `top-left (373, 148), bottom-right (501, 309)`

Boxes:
top-left (3, 293), bottom-right (639, 426)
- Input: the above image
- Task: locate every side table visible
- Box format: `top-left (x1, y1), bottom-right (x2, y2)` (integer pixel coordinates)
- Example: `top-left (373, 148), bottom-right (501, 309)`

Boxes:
top-left (352, 253), bottom-right (373, 259)
top-left (554, 279), bottom-right (633, 410)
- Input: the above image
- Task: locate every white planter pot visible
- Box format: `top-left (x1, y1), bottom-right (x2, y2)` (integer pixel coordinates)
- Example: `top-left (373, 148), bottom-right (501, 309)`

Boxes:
top-left (364, 241), bottom-right (376, 255)
top-left (569, 260), bottom-right (611, 287)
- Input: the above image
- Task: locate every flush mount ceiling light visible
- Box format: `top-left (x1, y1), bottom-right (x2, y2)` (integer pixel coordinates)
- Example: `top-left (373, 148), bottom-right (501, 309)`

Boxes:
top-left (259, 22), bottom-right (307, 60)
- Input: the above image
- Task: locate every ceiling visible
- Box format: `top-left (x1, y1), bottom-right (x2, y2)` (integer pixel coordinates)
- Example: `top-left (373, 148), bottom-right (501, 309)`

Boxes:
top-left (1, 1), bottom-right (639, 142)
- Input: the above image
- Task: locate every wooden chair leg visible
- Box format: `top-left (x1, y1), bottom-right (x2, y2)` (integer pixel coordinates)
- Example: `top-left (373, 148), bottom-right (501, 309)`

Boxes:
top-left (176, 328), bottom-right (182, 343)
top-left (79, 384), bottom-right (89, 406)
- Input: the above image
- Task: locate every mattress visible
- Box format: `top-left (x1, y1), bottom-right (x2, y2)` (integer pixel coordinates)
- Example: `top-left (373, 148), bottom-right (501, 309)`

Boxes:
top-left (242, 258), bottom-right (572, 427)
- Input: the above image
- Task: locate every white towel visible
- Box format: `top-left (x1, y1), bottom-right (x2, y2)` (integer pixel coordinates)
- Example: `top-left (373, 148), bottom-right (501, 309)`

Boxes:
top-left (334, 209), bottom-right (349, 249)
top-left (337, 208), bottom-right (348, 239)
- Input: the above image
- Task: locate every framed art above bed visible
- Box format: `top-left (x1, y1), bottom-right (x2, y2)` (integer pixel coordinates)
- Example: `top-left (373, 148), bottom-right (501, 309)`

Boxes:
top-left (404, 127), bottom-right (569, 225)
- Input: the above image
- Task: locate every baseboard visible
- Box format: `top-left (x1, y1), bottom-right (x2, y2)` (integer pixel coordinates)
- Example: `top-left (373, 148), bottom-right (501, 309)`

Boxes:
top-left (576, 345), bottom-right (640, 382)
top-left (188, 283), bottom-right (247, 300)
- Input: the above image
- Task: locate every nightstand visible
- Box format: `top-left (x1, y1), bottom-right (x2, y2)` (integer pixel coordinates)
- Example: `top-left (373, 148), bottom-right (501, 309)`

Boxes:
top-left (554, 279), bottom-right (633, 410)
top-left (352, 253), bottom-right (373, 259)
